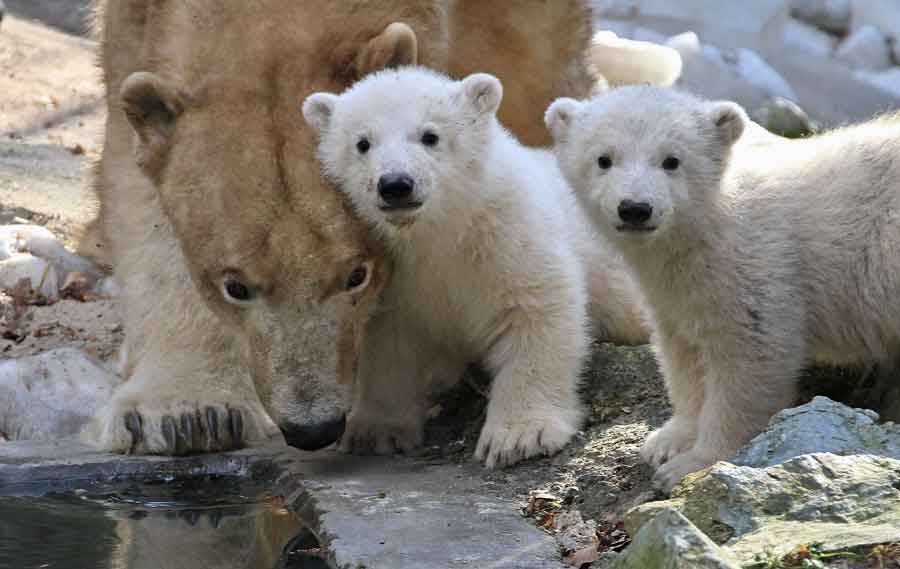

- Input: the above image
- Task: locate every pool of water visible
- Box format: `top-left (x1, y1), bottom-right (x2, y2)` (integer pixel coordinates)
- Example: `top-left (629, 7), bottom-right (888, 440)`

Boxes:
top-left (0, 475), bottom-right (331, 569)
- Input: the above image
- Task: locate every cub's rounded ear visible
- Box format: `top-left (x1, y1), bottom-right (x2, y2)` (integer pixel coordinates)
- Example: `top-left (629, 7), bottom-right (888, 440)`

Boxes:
top-left (120, 72), bottom-right (186, 175)
top-left (302, 93), bottom-right (339, 134)
top-left (708, 101), bottom-right (747, 147)
top-left (544, 98), bottom-right (581, 143)
top-left (460, 73), bottom-right (503, 116)
top-left (354, 22), bottom-right (418, 78)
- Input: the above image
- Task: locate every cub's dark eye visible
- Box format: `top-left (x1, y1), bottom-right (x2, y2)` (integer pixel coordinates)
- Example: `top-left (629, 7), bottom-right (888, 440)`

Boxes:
top-left (597, 155), bottom-right (613, 170)
top-left (224, 279), bottom-right (254, 303)
top-left (421, 131), bottom-right (439, 147)
top-left (662, 156), bottom-right (680, 171)
top-left (356, 137), bottom-right (371, 154)
top-left (345, 264), bottom-right (369, 291)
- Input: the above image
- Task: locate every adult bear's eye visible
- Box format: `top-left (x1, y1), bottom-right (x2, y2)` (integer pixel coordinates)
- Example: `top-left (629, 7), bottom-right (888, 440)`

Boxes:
top-left (356, 137), bottom-right (371, 154)
top-left (421, 131), bottom-right (439, 147)
top-left (597, 155), bottom-right (612, 170)
top-left (345, 261), bottom-right (373, 292)
top-left (223, 279), bottom-right (255, 304)
top-left (662, 156), bottom-right (680, 171)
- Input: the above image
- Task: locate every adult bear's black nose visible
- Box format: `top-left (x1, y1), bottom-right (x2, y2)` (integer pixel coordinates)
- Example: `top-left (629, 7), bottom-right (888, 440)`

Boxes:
top-left (377, 173), bottom-right (417, 209)
top-left (618, 199), bottom-right (653, 225)
top-left (281, 415), bottom-right (346, 451)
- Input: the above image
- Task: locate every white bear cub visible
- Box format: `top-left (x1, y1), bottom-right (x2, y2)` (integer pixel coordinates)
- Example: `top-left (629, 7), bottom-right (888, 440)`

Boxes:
top-left (547, 86), bottom-right (900, 489)
top-left (304, 67), bottom-right (593, 467)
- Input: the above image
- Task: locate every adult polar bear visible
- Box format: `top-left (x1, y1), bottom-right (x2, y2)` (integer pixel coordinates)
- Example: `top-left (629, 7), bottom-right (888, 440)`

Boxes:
top-left (84, 0), bottom-right (600, 455)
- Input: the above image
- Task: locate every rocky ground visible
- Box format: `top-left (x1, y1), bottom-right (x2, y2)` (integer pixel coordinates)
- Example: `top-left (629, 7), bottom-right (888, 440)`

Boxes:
top-left (2, 3), bottom-right (900, 568)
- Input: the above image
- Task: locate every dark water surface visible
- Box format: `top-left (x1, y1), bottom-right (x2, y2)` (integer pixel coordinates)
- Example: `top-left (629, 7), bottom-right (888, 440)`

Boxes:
top-left (0, 475), bottom-right (330, 569)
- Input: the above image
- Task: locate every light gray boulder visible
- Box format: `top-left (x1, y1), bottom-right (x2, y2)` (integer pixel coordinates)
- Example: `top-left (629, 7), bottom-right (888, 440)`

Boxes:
top-left (613, 509), bottom-right (740, 569)
top-left (731, 396), bottom-right (900, 468)
top-left (836, 24), bottom-right (892, 70)
top-left (0, 348), bottom-right (121, 441)
top-left (782, 18), bottom-right (838, 58)
top-left (790, 0), bottom-right (851, 34)
top-left (627, 453), bottom-right (900, 564)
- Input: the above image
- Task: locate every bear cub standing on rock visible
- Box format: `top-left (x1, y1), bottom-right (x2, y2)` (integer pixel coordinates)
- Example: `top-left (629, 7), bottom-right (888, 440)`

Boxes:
top-left (546, 86), bottom-right (900, 489)
top-left (304, 68), bottom-right (605, 467)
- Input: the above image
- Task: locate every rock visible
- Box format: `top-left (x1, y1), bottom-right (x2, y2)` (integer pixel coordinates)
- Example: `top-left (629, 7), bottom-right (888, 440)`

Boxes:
top-left (731, 396), bottom-right (900, 468)
top-left (751, 97), bottom-right (816, 138)
top-left (857, 67), bottom-right (900, 98)
top-left (668, 32), bottom-right (798, 112)
top-left (592, 0), bottom-right (639, 20)
top-left (590, 31), bottom-right (683, 87)
top-left (0, 253), bottom-right (59, 300)
top-left (766, 48), bottom-right (900, 126)
top-left (782, 17), bottom-right (838, 58)
top-left (608, 0), bottom-right (790, 57)
top-left (613, 509), bottom-right (740, 569)
top-left (626, 453), bottom-right (900, 564)
top-left (851, 0), bottom-right (900, 45)
top-left (0, 224), bottom-right (102, 284)
top-left (835, 24), bottom-right (892, 70)
top-left (554, 509), bottom-right (598, 554)
top-left (790, 0), bottom-right (851, 34)
top-left (0, 348), bottom-right (121, 441)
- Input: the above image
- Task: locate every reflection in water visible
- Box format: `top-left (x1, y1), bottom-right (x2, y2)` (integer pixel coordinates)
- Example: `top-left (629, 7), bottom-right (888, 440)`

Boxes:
top-left (0, 476), bottom-right (330, 569)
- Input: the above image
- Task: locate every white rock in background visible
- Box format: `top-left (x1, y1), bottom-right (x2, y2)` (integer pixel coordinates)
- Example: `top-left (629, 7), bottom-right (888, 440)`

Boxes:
top-left (783, 18), bottom-right (838, 58)
top-left (851, 0), bottom-right (900, 44)
top-left (790, 0), bottom-right (851, 34)
top-left (613, 0), bottom-right (789, 57)
top-left (856, 67), bottom-right (900, 98)
top-left (0, 348), bottom-right (122, 441)
top-left (836, 24), bottom-right (892, 70)
top-left (590, 31), bottom-right (683, 87)
top-left (0, 254), bottom-right (59, 300)
top-left (0, 225), bottom-right (101, 284)
top-left (668, 32), bottom-right (798, 111)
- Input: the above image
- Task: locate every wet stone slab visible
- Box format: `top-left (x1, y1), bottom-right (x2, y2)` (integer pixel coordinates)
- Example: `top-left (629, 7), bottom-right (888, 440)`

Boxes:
top-left (0, 440), bottom-right (564, 569)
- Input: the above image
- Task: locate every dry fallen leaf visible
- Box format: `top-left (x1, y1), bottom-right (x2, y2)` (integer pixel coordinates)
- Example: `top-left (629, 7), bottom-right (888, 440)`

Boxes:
top-left (563, 540), bottom-right (599, 566)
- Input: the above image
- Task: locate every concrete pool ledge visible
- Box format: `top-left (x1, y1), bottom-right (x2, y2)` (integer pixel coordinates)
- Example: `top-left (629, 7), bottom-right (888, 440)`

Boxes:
top-left (0, 440), bottom-right (565, 568)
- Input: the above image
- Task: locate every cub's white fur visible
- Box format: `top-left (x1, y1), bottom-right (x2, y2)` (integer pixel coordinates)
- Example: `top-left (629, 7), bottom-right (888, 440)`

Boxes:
top-left (304, 67), bottom-right (644, 466)
top-left (547, 86), bottom-right (900, 489)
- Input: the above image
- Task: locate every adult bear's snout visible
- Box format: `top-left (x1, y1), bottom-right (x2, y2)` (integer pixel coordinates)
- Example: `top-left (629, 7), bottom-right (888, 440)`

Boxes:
top-left (282, 415), bottom-right (346, 451)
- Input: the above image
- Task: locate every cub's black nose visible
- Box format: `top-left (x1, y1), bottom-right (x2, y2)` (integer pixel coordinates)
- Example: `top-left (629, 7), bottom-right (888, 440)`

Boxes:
top-left (282, 415), bottom-right (346, 451)
top-left (377, 173), bottom-right (416, 208)
top-left (618, 199), bottom-right (653, 225)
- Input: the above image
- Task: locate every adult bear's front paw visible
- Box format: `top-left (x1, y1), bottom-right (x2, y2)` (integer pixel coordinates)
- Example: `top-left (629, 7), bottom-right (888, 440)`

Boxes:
top-left (85, 394), bottom-right (279, 455)
top-left (338, 407), bottom-right (424, 456)
top-left (475, 408), bottom-right (577, 468)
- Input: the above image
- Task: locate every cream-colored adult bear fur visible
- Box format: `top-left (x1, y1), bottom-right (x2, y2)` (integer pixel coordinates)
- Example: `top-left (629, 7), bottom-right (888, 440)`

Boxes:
top-left (546, 86), bottom-right (900, 489)
top-left (84, 0), bottom-right (605, 456)
top-left (303, 68), bottom-right (644, 466)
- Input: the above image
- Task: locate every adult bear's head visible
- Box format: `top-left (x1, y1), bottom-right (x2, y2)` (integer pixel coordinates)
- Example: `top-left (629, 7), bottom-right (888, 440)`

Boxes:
top-left (115, 1), bottom-right (449, 450)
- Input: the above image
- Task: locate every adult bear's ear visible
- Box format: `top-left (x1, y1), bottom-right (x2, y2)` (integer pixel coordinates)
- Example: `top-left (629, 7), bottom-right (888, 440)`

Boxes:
top-left (354, 22), bottom-right (418, 78)
top-left (460, 73), bottom-right (503, 117)
top-left (545, 98), bottom-right (581, 143)
top-left (708, 101), bottom-right (747, 147)
top-left (120, 71), bottom-right (187, 177)
top-left (302, 93), bottom-right (339, 134)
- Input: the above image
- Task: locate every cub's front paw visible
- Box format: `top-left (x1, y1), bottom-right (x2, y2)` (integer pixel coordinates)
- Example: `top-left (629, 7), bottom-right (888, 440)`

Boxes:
top-left (475, 409), bottom-right (577, 468)
top-left (639, 417), bottom-right (697, 467)
top-left (85, 394), bottom-right (278, 455)
top-left (652, 448), bottom-right (716, 492)
top-left (338, 407), bottom-right (424, 455)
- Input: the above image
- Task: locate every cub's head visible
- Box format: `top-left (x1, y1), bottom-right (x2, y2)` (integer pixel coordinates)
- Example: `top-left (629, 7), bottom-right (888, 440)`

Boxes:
top-left (546, 86), bottom-right (746, 245)
top-left (303, 68), bottom-right (503, 233)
